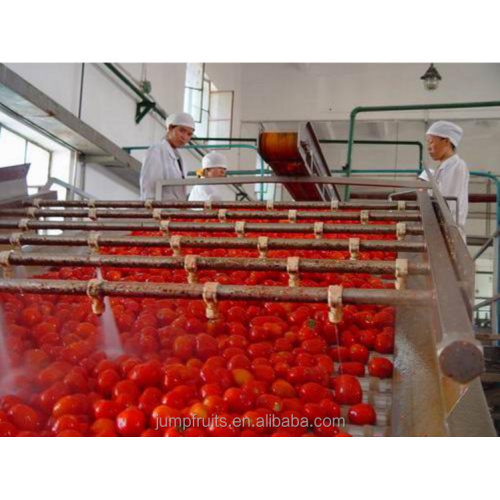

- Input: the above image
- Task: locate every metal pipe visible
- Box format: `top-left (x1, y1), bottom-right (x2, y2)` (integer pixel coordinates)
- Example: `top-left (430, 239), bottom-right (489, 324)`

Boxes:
top-left (346, 100), bottom-right (500, 199)
top-left (0, 278), bottom-right (432, 306)
top-left (22, 199), bottom-right (420, 210)
top-left (0, 219), bottom-right (424, 235)
top-left (2, 251), bottom-right (430, 276)
top-left (3, 208), bottom-right (421, 222)
top-left (0, 233), bottom-right (427, 253)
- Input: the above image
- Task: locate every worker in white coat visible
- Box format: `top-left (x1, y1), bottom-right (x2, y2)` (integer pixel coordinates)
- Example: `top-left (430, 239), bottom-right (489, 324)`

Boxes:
top-left (140, 112), bottom-right (195, 201)
top-left (419, 121), bottom-right (469, 241)
top-left (188, 152), bottom-right (235, 202)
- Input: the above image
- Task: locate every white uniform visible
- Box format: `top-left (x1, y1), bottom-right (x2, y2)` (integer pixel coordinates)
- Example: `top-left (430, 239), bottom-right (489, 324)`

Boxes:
top-left (140, 139), bottom-right (187, 201)
top-left (188, 184), bottom-right (235, 202)
top-left (419, 154), bottom-right (469, 240)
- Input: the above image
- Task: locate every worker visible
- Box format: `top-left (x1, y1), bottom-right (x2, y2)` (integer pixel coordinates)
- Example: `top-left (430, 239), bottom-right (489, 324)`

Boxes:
top-left (188, 151), bottom-right (235, 202)
top-left (420, 120), bottom-right (469, 241)
top-left (140, 112), bottom-right (195, 201)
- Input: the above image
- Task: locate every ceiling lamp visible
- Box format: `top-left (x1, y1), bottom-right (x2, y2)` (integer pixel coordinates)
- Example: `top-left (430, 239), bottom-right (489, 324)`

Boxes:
top-left (420, 63), bottom-right (442, 91)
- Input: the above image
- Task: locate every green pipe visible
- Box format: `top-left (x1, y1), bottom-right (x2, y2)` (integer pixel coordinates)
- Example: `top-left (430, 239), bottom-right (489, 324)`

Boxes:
top-left (346, 100), bottom-right (500, 199)
top-left (104, 63), bottom-right (205, 159)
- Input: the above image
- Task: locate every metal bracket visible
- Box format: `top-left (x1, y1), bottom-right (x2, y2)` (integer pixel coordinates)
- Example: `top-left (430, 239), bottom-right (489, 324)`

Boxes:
top-left (258, 236), bottom-right (269, 258)
top-left (88, 208), bottom-right (98, 221)
top-left (398, 201), bottom-right (406, 211)
top-left (88, 231), bottom-right (100, 254)
top-left (360, 210), bottom-right (369, 224)
top-left (328, 285), bottom-right (343, 324)
top-left (86, 278), bottom-right (105, 316)
top-left (266, 200), bottom-right (274, 211)
top-left (32, 198), bottom-right (42, 208)
top-left (331, 200), bottom-right (339, 211)
top-left (26, 207), bottom-right (37, 219)
top-left (184, 255), bottom-right (198, 284)
top-left (287, 256), bottom-right (300, 287)
top-left (349, 238), bottom-right (360, 261)
top-left (18, 218), bottom-right (30, 232)
top-left (396, 222), bottom-right (406, 241)
top-left (135, 99), bottom-right (156, 124)
top-left (144, 199), bottom-right (154, 210)
top-left (395, 258), bottom-right (408, 290)
top-left (159, 220), bottom-right (170, 237)
top-left (9, 232), bottom-right (23, 248)
top-left (88, 198), bottom-right (96, 209)
top-left (204, 200), bottom-right (213, 211)
top-left (0, 250), bottom-right (13, 279)
top-left (288, 209), bottom-right (297, 223)
top-left (170, 235), bottom-right (182, 256)
top-left (203, 282), bottom-right (219, 320)
top-left (235, 221), bottom-right (246, 238)
top-left (218, 209), bottom-right (227, 222)
top-left (152, 208), bottom-right (163, 221)
top-left (314, 222), bottom-right (324, 239)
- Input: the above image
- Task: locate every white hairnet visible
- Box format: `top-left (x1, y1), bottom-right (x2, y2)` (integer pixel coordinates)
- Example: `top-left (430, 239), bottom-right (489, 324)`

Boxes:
top-left (165, 112), bottom-right (195, 130)
top-left (426, 121), bottom-right (463, 147)
top-left (202, 152), bottom-right (227, 170)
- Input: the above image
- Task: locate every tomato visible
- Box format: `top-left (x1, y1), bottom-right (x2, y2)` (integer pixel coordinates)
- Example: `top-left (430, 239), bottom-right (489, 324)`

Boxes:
top-left (227, 354), bottom-right (251, 370)
top-left (232, 369), bottom-right (254, 386)
top-left (271, 380), bottom-right (297, 399)
top-left (150, 405), bottom-right (181, 429)
top-left (173, 335), bottom-right (196, 361)
top-left (8, 404), bottom-right (43, 431)
top-left (52, 395), bottom-right (89, 418)
top-left (332, 375), bottom-right (363, 405)
top-left (374, 333), bottom-right (394, 354)
top-left (97, 369), bottom-right (121, 396)
top-left (128, 360), bottom-right (163, 388)
top-left (349, 344), bottom-right (369, 364)
top-left (162, 385), bottom-right (196, 409)
top-left (93, 400), bottom-right (123, 420)
top-left (348, 403), bottom-right (376, 425)
top-left (0, 421), bottom-right (17, 437)
top-left (112, 380), bottom-right (140, 406)
top-left (367, 357), bottom-right (393, 378)
top-left (303, 403), bottom-right (327, 425)
top-left (337, 362), bottom-right (365, 377)
top-left (299, 383), bottom-right (331, 404)
top-left (256, 394), bottom-right (283, 413)
top-left (252, 364), bottom-right (275, 383)
top-left (116, 407), bottom-right (146, 437)
top-left (52, 414), bottom-right (89, 435)
top-left (223, 388), bottom-right (254, 413)
top-left (195, 334), bottom-right (218, 361)
top-left (138, 387), bottom-right (163, 416)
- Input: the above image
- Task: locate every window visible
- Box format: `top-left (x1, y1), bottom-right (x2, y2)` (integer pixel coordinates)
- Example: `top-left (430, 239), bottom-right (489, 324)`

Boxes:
top-left (0, 125), bottom-right (52, 195)
top-left (184, 64), bottom-right (234, 141)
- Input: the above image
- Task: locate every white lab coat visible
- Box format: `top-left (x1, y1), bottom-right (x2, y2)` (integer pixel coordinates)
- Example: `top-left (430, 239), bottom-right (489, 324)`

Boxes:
top-left (188, 184), bottom-right (235, 202)
top-left (419, 154), bottom-right (469, 240)
top-left (140, 139), bottom-right (187, 201)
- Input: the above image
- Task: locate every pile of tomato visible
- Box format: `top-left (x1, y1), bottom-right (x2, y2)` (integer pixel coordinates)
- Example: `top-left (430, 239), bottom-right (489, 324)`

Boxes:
top-left (0, 218), bottom-right (396, 437)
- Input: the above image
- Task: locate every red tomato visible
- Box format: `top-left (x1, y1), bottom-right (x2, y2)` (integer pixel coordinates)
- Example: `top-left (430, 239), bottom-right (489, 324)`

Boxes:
top-left (337, 362), bottom-right (365, 377)
top-left (349, 344), bottom-right (369, 364)
top-left (52, 395), bottom-right (89, 418)
top-left (299, 383), bottom-right (331, 404)
top-left (8, 404), bottom-right (43, 431)
top-left (116, 407), bottom-right (146, 437)
top-left (332, 375), bottom-right (363, 405)
top-left (367, 357), bottom-right (393, 378)
top-left (195, 334), bottom-right (218, 361)
top-left (271, 380), bottom-right (297, 399)
top-left (348, 403), bottom-right (376, 425)
top-left (374, 333), bottom-right (394, 354)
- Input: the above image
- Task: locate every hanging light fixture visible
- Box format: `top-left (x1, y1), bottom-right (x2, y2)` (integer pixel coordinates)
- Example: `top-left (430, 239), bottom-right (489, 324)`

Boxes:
top-left (420, 63), bottom-right (442, 91)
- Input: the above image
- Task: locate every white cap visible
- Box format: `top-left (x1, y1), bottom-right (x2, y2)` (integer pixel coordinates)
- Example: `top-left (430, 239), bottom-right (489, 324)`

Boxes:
top-left (202, 152), bottom-right (227, 170)
top-left (426, 121), bottom-right (463, 147)
top-left (165, 112), bottom-right (195, 130)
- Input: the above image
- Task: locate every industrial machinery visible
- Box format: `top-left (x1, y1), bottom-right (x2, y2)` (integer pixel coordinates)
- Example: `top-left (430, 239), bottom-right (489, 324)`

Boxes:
top-left (0, 137), bottom-right (494, 436)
